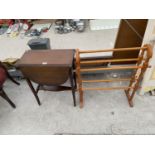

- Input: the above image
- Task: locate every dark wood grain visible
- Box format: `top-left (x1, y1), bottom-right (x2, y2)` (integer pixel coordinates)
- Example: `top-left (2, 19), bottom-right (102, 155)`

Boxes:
top-left (16, 49), bottom-right (75, 67)
top-left (17, 49), bottom-right (76, 107)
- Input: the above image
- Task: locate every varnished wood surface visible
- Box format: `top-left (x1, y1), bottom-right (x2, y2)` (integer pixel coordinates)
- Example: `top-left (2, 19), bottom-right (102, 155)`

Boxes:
top-left (82, 78), bottom-right (131, 83)
top-left (82, 86), bottom-right (133, 91)
top-left (79, 47), bottom-right (146, 53)
top-left (76, 44), bottom-right (153, 108)
top-left (16, 49), bottom-right (75, 67)
top-left (20, 66), bottom-right (70, 85)
top-left (113, 19), bottom-right (148, 63)
top-left (17, 49), bottom-right (76, 106)
top-left (80, 65), bottom-right (143, 72)
top-left (80, 58), bottom-right (139, 64)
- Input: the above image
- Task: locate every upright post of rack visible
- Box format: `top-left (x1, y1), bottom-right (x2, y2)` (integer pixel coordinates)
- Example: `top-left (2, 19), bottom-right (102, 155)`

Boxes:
top-left (76, 44), bottom-right (152, 108)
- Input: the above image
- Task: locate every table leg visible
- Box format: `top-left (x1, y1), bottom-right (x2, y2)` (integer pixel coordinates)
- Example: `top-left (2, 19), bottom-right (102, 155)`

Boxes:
top-left (69, 70), bottom-right (76, 107)
top-left (26, 78), bottom-right (41, 106)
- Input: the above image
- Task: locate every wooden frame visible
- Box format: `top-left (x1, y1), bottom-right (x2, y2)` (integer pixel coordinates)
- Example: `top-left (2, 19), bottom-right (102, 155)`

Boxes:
top-left (76, 44), bottom-right (152, 108)
top-left (24, 66), bottom-right (76, 107)
top-left (16, 50), bottom-right (76, 107)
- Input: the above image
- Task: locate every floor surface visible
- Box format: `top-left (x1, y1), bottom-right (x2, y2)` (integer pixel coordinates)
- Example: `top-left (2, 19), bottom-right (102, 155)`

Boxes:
top-left (0, 72), bottom-right (155, 135)
top-left (0, 25), bottom-right (117, 60)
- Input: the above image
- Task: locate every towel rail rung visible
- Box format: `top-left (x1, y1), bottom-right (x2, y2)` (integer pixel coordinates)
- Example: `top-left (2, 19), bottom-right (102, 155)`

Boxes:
top-left (82, 86), bottom-right (133, 91)
top-left (80, 58), bottom-right (139, 64)
top-left (80, 66), bottom-right (143, 72)
top-left (82, 78), bottom-right (131, 83)
top-left (79, 47), bottom-right (147, 53)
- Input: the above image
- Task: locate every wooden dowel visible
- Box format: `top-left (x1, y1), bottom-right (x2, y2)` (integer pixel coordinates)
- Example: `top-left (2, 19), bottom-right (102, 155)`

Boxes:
top-left (80, 58), bottom-right (139, 64)
top-left (124, 90), bottom-right (133, 107)
top-left (79, 47), bottom-right (147, 54)
top-left (82, 78), bottom-right (131, 83)
top-left (80, 66), bottom-right (143, 72)
top-left (82, 86), bottom-right (134, 91)
top-left (75, 49), bottom-right (84, 108)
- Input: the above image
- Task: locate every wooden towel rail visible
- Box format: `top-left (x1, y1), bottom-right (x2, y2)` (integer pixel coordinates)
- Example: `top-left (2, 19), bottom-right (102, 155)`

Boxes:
top-left (76, 44), bottom-right (152, 108)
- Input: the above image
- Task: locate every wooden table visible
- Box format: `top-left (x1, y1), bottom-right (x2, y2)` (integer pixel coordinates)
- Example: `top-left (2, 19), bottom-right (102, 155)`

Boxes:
top-left (16, 49), bottom-right (76, 106)
top-left (17, 49), bottom-right (75, 67)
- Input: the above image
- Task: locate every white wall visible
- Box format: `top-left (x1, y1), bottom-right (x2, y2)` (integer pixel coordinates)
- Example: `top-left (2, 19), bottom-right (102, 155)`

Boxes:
top-left (140, 19), bottom-right (155, 95)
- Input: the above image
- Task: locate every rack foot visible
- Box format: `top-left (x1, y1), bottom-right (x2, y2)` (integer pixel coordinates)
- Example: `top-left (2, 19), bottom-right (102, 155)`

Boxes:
top-left (79, 90), bottom-right (84, 108)
top-left (124, 90), bottom-right (134, 107)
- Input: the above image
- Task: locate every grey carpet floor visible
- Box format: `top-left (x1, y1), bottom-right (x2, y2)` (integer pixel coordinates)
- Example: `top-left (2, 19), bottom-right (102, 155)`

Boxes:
top-left (0, 72), bottom-right (155, 135)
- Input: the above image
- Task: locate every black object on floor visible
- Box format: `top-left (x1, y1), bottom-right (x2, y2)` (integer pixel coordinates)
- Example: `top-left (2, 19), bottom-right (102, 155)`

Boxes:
top-left (28, 38), bottom-right (51, 50)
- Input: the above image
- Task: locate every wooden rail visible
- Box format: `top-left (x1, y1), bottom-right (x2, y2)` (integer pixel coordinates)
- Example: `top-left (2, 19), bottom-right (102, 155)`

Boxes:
top-left (82, 78), bottom-right (131, 83)
top-left (80, 66), bottom-right (143, 72)
top-left (80, 58), bottom-right (139, 64)
top-left (76, 44), bottom-right (153, 108)
top-left (79, 47), bottom-right (147, 53)
top-left (82, 86), bottom-right (134, 91)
